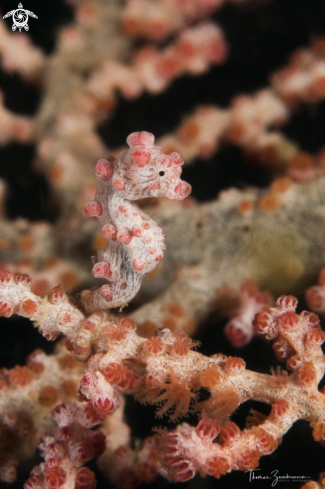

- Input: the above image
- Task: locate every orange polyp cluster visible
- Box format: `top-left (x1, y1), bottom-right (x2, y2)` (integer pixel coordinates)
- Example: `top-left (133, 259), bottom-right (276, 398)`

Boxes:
top-left (271, 177), bottom-right (293, 193)
top-left (139, 319), bottom-right (159, 337)
top-left (1, 259), bottom-right (325, 487)
top-left (75, 293), bottom-right (325, 482)
top-left (172, 331), bottom-right (198, 356)
top-left (258, 193), bottom-right (280, 213)
top-left (61, 380), bottom-right (78, 398)
top-left (79, 371), bottom-right (119, 417)
top-left (101, 362), bottom-right (129, 385)
top-left (253, 311), bottom-right (277, 338)
top-left (224, 356), bottom-right (245, 372)
top-left (254, 295), bottom-right (325, 374)
top-left (25, 401), bottom-right (104, 489)
top-left (21, 299), bottom-right (40, 318)
top-left (118, 366), bottom-right (139, 392)
top-left (298, 361), bottom-right (317, 386)
top-left (205, 455), bottom-right (230, 478)
top-left (305, 327), bottom-right (325, 349)
top-left (45, 467), bottom-right (67, 488)
top-left (38, 386), bottom-right (59, 407)
top-left (223, 282), bottom-right (274, 348)
top-left (136, 462), bottom-right (157, 484)
top-left (144, 336), bottom-right (165, 354)
top-left (202, 388), bottom-right (240, 421)
top-left (0, 270), bottom-right (13, 285)
top-left (237, 199), bottom-right (254, 215)
top-left (255, 428), bottom-right (279, 455)
top-left (219, 420), bottom-right (240, 444)
top-left (195, 416), bottom-right (220, 440)
top-left (15, 273), bottom-right (32, 286)
top-left (166, 302), bottom-right (185, 317)
top-left (32, 279), bottom-right (50, 297)
top-left (74, 467), bottom-right (96, 489)
top-left (27, 361), bottom-right (45, 376)
top-left (57, 270), bottom-right (78, 292)
top-left (278, 310), bottom-right (300, 332)
top-left (48, 285), bottom-right (68, 305)
top-left (58, 354), bottom-right (81, 371)
top-left (200, 364), bottom-right (222, 388)
top-left (237, 449), bottom-right (260, 470)
top-left (272, 336), bottom-right (295, 361)
top-left (8, 366), bottom-right (33, 387)
top-left (286, 353), bottom-right (302, 371)
top-left (159, 432), bottom-right (195, 482)
top-left (104, 318), bottom-right (136, 342)
top-left (138, 369), bottom-right (197, 421)
top-left (57, 311), bottom-right (78, 329)
top-left (0, 298), bottom-right (17, 317)
top-left (93, 395), bottom-right (117, 417)
top-left (269, 399), bottom-right (291, 420)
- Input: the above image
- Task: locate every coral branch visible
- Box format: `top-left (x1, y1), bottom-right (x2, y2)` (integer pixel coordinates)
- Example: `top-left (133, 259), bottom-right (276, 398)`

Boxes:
top-left (87, 22), bottom-right (227, 99)
top-left (2, 271), bottom-right (325, 484)
top-left (25, 402), bottom-right (105, 489)
top-left (0, 90), bottom-right (35, 144)
top-left (87, 295), bottom-right (325, 482)
top-left (0, 18), bottom-right (46, 81)
top-left (0, 344), bottom-right (84, 482)
top-left (0, 270), bottom-right (85, 341)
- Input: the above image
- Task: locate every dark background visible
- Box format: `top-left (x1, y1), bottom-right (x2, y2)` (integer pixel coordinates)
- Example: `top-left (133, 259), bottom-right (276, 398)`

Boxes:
top-left (0, 0), bottom-right (325, 488)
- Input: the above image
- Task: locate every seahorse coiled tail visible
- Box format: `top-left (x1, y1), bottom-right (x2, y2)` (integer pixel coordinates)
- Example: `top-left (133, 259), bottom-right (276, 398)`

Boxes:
top-left (82, 131), bottom-right (191, 311)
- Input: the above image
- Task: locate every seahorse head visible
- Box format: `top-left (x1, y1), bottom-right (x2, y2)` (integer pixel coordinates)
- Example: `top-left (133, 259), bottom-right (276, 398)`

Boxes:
top-left (111, 131), bottom-right (192, 201)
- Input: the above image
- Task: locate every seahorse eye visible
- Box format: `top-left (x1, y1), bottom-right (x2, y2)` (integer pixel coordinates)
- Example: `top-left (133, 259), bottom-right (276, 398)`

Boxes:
top-left (159, 171), bottom-right (165, 177)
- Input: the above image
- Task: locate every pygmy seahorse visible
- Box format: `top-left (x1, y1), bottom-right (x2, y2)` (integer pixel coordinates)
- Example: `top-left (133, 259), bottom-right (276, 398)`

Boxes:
top-left (83, 131), bottom-right (191, 311)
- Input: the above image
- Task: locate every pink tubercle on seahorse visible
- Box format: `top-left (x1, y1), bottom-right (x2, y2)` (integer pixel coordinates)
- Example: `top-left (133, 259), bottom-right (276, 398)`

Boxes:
top-left (82, 131), bottom-right (191, 311)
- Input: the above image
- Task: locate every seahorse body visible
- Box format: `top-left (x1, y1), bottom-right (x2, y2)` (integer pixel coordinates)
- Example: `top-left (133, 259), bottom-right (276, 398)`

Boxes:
top-left (83, 131), bottom-right (191, 310)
